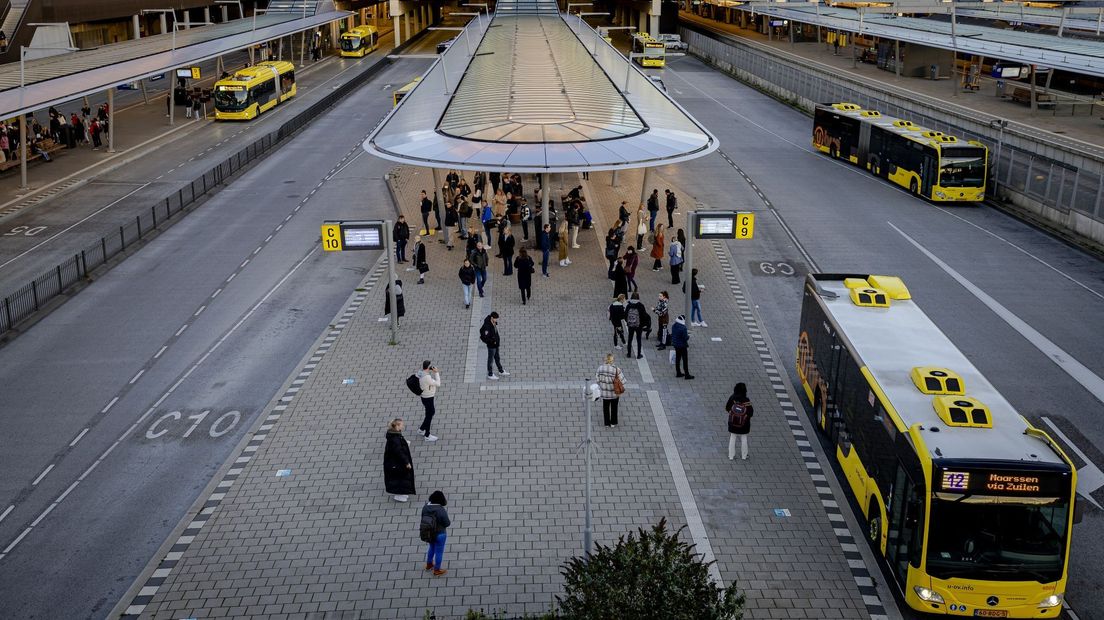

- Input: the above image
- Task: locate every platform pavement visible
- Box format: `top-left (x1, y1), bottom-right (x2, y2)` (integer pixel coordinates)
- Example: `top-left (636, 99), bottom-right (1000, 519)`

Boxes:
top-left (126, 163), bottom-right (886, 619)
top-left (679, 11), bottom-right (1104, 150)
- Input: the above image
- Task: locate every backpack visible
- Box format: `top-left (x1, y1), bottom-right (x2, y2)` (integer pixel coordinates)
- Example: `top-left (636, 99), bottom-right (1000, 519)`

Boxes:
top-left (728, 400), bottom-right (751, 431)
top-left (406, 374), bottom-right (423, 396)
top-left (626, 305), bottom-right (641, 328)
top-left (419, 510), bottom-right (438, 542)
top-left (669, 243), bottom-right (683, 265)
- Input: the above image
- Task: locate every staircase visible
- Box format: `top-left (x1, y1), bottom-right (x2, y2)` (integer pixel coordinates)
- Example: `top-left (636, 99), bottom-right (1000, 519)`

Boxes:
top-left (0, 0), bottom-right (30, 41)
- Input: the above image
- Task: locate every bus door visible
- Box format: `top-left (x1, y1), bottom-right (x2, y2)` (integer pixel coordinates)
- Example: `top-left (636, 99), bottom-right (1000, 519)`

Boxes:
top-left (920, 148), bottom-right (937, 196)
top-left (886, 463), bottom-right (922, 581)
top-left (857, 122), bottom-right (871, 169)
top-left (818, 329), bottom-right (846, 440)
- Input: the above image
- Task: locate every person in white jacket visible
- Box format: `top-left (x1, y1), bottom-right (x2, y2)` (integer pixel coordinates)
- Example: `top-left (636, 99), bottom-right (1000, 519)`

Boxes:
top-left (636, 205), bottom-right (648, 251)
top-left (417, 361), bottom-right (442, 441)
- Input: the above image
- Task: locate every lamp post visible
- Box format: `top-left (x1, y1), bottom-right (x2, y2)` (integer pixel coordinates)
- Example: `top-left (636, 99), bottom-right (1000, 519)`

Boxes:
top-left (597, 25), bottom-right (635, 54)
top-left (624, 51), bottom-right (647, 93)
top-left (577, 12), bottom-right (610, 52)
top-left (988, 118), bottom-right (1007, 189)
top-left (580, 381), bottom-right (600, 557)
top-left (462, 4), bottom-right (490, 28)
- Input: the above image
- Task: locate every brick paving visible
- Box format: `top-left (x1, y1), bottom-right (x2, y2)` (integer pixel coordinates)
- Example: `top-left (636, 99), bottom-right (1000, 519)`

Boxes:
top-left (131, 163), bottom-right (878, 619)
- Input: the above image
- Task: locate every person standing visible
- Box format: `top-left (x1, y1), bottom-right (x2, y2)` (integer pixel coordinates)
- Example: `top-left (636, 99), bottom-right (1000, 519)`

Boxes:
top-left (419, 190), bottom-right (433, 235)
top-left (624, 292), bottom-right (647, 359)
top-left (726, 383), bottom-right (754, 460)
top-left (646, 189), bottom-right (660, 231)
top-left (654, 291), bottom-right (670, 350)
top-left (664, 189), bottom-right (678, 228)
top-left (612, 258), bottom-right (628, 299)
top-left (393, 216), bottom-right (410, 263)
top-left (458, 259), bottom-right (476, 309)
top-left (557, 221), bottom-right (570, 266)
top-left (500, 226), bottom-right (516, 276)
top-left (671, 315), bottom-right (694, 380)
top-left (383, 279), bottom-right (406, 322)
top-left (514, 248), bottom-right (534, 305)
top-left (595, 354), bottom-right (626, 427)
top-left (421, 490), bottom-right (451, 576)
top-left (384, 418), bottom-right (415, 502)
top-left (650, 223), bottom-right (665, 271)
top-left (689, 268), bottom-right (706, 327)
top-left (417, 361), bottom-right (442, 441)
top-left (489, 171), bottom-right (501, 194)
top-left (623, 246), bottom-right (639, 293)
top-left (473, 171), bottom-right (486, 196)
top-left (636, 205), bottom-right (648, 250)
top-left (480, 312), bottom-right (509, 380)
top-left (413, 235), bottom-right (429, 284)
top-left (537, 224), bottom-right (552, 278)
top-left (469, 241), bottom-right (489, 298)
top-left (444, 199), bottom-right (458, 251)
top-left (608, 294), bottom-right (627, 350)
top-left (482, 200), bottom-right (496, 250)
top-left (668, 229), bottom-right (684, 284)
top-left (604, 228), bottom-right (621, 276)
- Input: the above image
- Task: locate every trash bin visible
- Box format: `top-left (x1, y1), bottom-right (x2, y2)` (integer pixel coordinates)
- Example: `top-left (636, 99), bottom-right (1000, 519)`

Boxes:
top-left (930, 64), bottom-right (939, 80)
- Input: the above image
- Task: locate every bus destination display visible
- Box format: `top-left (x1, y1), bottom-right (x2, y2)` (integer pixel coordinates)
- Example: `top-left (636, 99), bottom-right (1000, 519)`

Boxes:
top-left (342, 225), bottom-right (382, 249)
top-left (938, 468), bottom-right (1068, 496)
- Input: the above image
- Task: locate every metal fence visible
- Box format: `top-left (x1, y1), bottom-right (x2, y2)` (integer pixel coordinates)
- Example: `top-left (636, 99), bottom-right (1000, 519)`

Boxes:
top-left (680, 25), bottom-right (1104, 224)
top-left (0, 47), bottom-right (402, 336)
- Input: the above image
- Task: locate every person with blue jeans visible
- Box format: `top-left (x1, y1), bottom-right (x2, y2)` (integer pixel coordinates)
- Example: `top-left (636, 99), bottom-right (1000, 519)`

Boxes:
top-left (468, 242), bottom-right (489, 298)
top-left (422, 490), bottom-right (451, 576)
top-left (538, 223), bottom-right (552, 277)
top-left (458, 259), bottom-right (475, 309)
top-left (688, 268), bottom-right (706, 327)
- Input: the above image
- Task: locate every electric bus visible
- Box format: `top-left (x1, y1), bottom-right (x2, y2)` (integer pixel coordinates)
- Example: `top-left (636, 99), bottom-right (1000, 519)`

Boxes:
top-left (631, 33), bottom-right (666, 67)
top-left (339, 26), bottom-right (379, 57)
top-left (213, 61), bottom-right (296, 121)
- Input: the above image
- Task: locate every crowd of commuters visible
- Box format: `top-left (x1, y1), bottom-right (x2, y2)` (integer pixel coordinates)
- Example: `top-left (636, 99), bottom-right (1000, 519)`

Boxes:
top-left (0, 104), bottom-right (111, 165)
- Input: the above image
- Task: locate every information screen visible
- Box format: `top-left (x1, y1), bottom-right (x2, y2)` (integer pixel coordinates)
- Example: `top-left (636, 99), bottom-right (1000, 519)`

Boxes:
top-left (176, 68), bottom-right (194, 78)
top-left (342, 224), bottom-right (383, 249)
top-left (937, 467), bottom-right (1070, 497)
top-left (695, 212), bottom-right (736, 239)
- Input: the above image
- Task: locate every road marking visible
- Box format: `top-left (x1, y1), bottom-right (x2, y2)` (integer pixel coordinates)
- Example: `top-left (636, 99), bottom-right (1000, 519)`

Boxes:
top-left (226, 273), bottom-right (236, 282)
top-left (154, 345), bottom-right (168, 359)
top-left (56, 481), bottom-right (79, 503)
top-left (891, 222), bottom-right (1104, 408)
top-left (0, 506), bottom-right (13, 524)
top-left (129, 369), bottom-right (145, 384)
top-left (101, 396), bottom-right (119, 414)
top-left (31, 464), bottom-right (54, 486)
top-left (29, 503), bottom-right (55, 527)
top-left (1041, 417), bottom-right (1104, 510)
top-left (637, 355), bottom-right (654, 383)
top-left (3, 528), bottom-right (30, 553)
top-left (175, 325), bottom-right (188, 337)
top-left (69, 428), bottom-right (90, 447)
top-left (211, 288), bottom-right (222, 298)
top-left (194, 305), bottom-right (206, 317)
top-left (240, 259), bottom-right (250, 268)
top-left (331, 151), bottom-right (364, 177)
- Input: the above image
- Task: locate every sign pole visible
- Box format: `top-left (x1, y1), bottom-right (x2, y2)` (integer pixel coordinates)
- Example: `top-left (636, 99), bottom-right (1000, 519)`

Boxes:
top-left (583, 382), bottom-right (594, 557)
top-left (684, 211), bottom-right (694, 326)
top-left (385, 218), bottom-right (398, 345)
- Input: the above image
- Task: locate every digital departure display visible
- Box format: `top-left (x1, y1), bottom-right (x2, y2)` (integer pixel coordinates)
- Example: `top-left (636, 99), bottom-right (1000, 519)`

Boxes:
top-left (937, 467), bottom-right (1069, 496)
top-left (694, 212), bottom-right (736, 239)
top-left (342, 224), bottom-right (383, 249)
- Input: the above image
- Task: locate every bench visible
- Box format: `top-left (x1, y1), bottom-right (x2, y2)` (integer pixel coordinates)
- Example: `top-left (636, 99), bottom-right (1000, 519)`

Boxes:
top-left (0, 139), bottom-right (65, 172)
top-left (1009, 86), bottom-right (1056, 108)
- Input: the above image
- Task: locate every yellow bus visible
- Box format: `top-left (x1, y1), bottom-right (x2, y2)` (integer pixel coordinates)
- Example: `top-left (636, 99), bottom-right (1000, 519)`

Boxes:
top-left (632, 33), bottom-right (665, 67)
top-left (797, 273), bottom-right (1079, 618)
top-left (813, 103), bottom-right (988, 202)
top-left (213, 61), bottom-right (296, 120)
top-left (339, 25), bottom-right (379, 57)
top-left (392, 77), bottom-right (421, 106)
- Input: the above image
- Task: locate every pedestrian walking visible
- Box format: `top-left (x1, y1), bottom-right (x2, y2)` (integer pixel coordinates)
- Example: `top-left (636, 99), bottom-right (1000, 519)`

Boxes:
top-left (469, 241), bottom-right (489, 297)
top-left (444, 199), bottom-right (458, 251)
top-left (192, 96), bottom-right (202, 120)
top-left (625, 292), bottom-right (647, 359)
top-left (419, 190), bottom-right (433, 235)
top-left (671, 315), bottom-right (694, 380)
top-left (417, 361), bottom-right (442, 441)
top-left (646, 189), bottom-right (660, 231)
top-left (420, 490), bottom-right (451, 576)
top-left (413, 235), bottom-right (429, 284)
top-left (618, 201), bottom-right (631, 228)
top-left (604, 228), bottom-right (621, 276)
top-left (473, 171), bottom-right (486, 195)
top-left (557, 221), bottom-right (570, 266)
top-left (538, 224), bottom-right (552, 278)
top-left (726, 383), bottom-right (754, 460)
top-left (458, 196), bottom-right (473, 239)
top-left (612, 258), bottom-right (628, 299)
top-left (636, 205), bottom-right (648, 250)
top-left (595, 353), bottom-right (626, 427)
top-left (393, 216), bottom-right (410, 263)
top-left (669, 229), bottom-right (685, 284)
top-left (664, 189), bottom-right (678, 228)
top-left (514, 248), bottom-right (535, 304)
top-left (458, 259), bottom-right (476, 309)
top-left (384, 418), bottom-right (415, 502)
top-left (689, 268), bottom-right (706, 326)
top-left (500, 226), bottom-right (516, 275)
top-left (482, 201), bottom-right (496, 250)
top-left (383, 279), bottom-right (406, 322)
top-left (480, 312), bottom-right (509, 380)
top-left (654, 291), bottom-right (670, 350)
top-left (608, 294), bottom-right (627, 350)
top-left (650, 223), bottom-right (665, 271)
top-left (624, 246), bottom-right (639, 293)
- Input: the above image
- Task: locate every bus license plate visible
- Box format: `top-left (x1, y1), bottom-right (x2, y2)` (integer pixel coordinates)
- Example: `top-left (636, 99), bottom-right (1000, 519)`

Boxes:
top-left (974, 611), bottom-right (1008, 618)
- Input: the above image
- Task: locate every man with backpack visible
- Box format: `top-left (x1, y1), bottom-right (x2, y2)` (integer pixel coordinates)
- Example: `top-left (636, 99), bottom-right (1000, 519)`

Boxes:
top-left (726, 383), bottom-right (754, 460)
top-left (420, 490), bottom-right (451, 576)
top-left (625, 292), bottom-right (647, 359)
top-left (646, 189), bottom-right (660, 231)
top-left (480, 312), bottom-right (509, 380)
top-left (409, 361), bottom-right (441, 441)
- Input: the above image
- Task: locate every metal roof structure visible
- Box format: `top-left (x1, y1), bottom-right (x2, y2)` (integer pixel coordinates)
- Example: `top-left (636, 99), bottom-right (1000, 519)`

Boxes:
top-left (954, 4), bottom-right (1104, 35)
top-left (814, 276), bottom-right (1064, 465)
top-left (0, 9), bottom-right (350, 118)
top-left (363, 1), bottom-right (717, 172)
top-left (738, 4), bottom-right (1104, 77)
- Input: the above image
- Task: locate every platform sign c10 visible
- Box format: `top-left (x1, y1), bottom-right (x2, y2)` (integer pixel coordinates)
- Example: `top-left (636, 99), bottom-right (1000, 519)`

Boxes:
top-left (321, 220), bottom-right (385, 251)
top-left (321, 223), bottom-right (343, 252)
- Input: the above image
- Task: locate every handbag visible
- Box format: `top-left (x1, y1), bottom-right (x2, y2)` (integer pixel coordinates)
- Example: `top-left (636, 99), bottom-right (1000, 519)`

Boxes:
top-left (613, 370), bottom-right (625, 395)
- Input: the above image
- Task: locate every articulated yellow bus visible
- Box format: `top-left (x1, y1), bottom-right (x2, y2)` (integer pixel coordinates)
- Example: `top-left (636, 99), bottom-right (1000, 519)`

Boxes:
top-left (813, 103), bottom-right (987, 202)
top-left (631, 33), bottom-right (665, 67)
top-left (213, 61), bottom-right (296, 120)
top-left (797, 273), bottom-right (1079, 618)
top-left (339, 25), bottom-right (379, 57)
top-left (392, 77), bottom-right (421, 106)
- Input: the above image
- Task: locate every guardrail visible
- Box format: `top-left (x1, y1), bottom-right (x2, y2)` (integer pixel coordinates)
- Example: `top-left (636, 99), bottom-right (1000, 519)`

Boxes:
top-left (0, 37), bottom-right (421, 337)
top-left (680, 23), bottom-right (1104, 247)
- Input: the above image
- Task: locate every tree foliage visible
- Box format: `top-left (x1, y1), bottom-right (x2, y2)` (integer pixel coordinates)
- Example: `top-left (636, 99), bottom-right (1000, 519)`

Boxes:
top-left (557, 518), bottom-right (744, 620)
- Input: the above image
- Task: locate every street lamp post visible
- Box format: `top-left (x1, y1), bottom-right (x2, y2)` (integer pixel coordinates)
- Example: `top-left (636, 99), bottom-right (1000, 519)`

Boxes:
top-left (624, 51), bottom-right (647, 93)
top-left (577, 12), bottom-right (610, 52)
top-left (580, 381), bottom-right (600, 557)
top-left (988, 118), bottom-right (1007, 189)
top-left (462, 4), bottom-right (490, 28)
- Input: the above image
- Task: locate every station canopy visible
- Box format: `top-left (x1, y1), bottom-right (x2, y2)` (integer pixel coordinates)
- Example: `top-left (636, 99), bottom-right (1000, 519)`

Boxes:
top-left (363, 0), bottom-right (717, 173)
top-left (0, 5), bottom-right (350, 119)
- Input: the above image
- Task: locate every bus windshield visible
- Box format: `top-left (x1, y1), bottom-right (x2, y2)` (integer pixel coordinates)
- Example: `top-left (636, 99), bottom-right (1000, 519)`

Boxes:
top-left (341, 37), bottom-right (361, 51)
top-left (926, 497), bottom-right (1068, 582)
top-left (940, 157), bottom-right (986, 187)
top-left (644, 45), bottom-right (664, 58)
top-left (214, 87), bottom-right (249, 111)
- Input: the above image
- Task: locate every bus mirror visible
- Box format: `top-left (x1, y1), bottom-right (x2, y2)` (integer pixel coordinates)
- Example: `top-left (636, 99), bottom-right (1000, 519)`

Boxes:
top-left (1073, 497), bottom-right (1085, 524)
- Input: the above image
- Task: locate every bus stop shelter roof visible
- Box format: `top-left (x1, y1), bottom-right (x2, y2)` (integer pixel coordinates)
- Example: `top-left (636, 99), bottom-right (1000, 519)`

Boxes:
top-left (0, 10), bottom-right (350, 118)
top-left (363, 7), bottom-right (717, 173)
top-left (736, 4), bottom-right (1104, 77)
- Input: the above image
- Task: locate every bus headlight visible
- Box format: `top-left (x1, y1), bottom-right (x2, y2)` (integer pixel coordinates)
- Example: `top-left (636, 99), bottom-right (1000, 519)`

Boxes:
top-left (913, 586), bottom-right (945, 604)
top-left (1038, 594), bottom-right (1063, 608)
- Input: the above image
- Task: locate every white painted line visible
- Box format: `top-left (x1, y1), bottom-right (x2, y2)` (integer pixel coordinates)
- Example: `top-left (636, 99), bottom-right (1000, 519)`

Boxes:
top-left (0, 505), bottom-right (13, 524)
top-left (240, 259), bottom-right (250, 268)
top-left (69, 428), bottom-right (90, 447)
top-left (265, 235), bottom-right (273, 243)
top-left (129, 369), bottom-right (145, 384)
top-left (637, 355), bottom-right (654, 384)
top-left (175, 325), bottom-right (188, 337)
top-left (154, 345), bottom-right (168, 359)
top-left (645, 390), bottom-right (724, 587)
top-left (31, 464), bottom-right (54, 486)
top-left (226, 273), bottom-right (236, 282)
top-left (212, 288), bottom-right (222, 298)
top-left (30, 503), bottom-right (56, 527)
top-left (3, 527), bottom-right (31, 554)
top-left (78, 461), bottom-right (100, 481)
top-left (1041, 417), bottom-right (1104, 509)
top-left (253, 247), bottom-right (261, 255)
top-left (101, 396), bottom-right (119, 414)
top-left (56, 480), bottom-right (79, 503)
top-left (891, 223), bottom-right (1104, 408)
top-left (194, 305), bottom-right (206, 316)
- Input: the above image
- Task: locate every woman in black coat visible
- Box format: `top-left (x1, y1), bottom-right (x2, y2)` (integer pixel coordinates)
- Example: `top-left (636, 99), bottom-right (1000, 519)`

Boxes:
top-left (514, 248), bottom-right (535, 305)
top-left (413, 235), bottom-right (429, 284)
top-left (612, 258), bottom-right (628, 299)
top-left (383, 279), bottom-right (405, 321)
top-left (384, 418), bottom-right (415, 502)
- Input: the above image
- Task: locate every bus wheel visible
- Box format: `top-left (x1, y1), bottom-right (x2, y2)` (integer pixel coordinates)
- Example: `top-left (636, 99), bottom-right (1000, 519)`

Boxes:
top-left (867, 512), bottom-right (881, 546)
top-left (909, 179), bottom-right (919, 195)
top-left (829, 146), bottom-right (838, 160)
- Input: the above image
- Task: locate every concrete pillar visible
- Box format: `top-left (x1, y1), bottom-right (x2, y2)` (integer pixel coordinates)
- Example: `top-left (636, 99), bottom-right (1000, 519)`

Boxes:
top-left (638, 10), bottom-right (646, 35)
top-left (404, 12), bottom-right (411, 41)
top-left (107, 88), bottom-right (115, 153)
top-left (542, 173), bottom-right (551, 229)
top-left (221, 5), bottom-right (229, 22)
top-left (649, 13), bottom-right (658, 36)
top-left (133, 15), bottom-right (141, 39)
top-left (394, 15), bottom-right (402, 46)
top-left (160, 13), bottom-right (168, 35)
top-left (347, 15), bottom-right (355, 30)
top-left (183, 9), bottom-right (191, 29)
top-left (639, 168), bottom-right (652, 205)
top-left (204, 7), bottom-right (211, 24)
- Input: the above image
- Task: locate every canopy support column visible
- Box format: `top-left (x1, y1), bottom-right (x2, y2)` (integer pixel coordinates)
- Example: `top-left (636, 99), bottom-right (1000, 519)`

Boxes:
top-left (19, 115), bottom-right (27, 190)
top-left (394, 15), bottom-right (401, 46)
top-left (107, 88), bottom-right (116, 153)
top-left (541, 173), bottom-right (551, 230)
top-left (611, 170), bottom-right (618, 187)
top-left (639, 168), bottom-right (652, 206)
top-left (433, 168), bottom-right (450, 247)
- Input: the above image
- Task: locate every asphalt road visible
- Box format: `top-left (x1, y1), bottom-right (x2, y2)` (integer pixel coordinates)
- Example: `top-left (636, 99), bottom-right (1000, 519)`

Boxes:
top-left (0, 37), bottom-right (441, 619)
top-left (656, 53), bottom-right (1104, 616)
